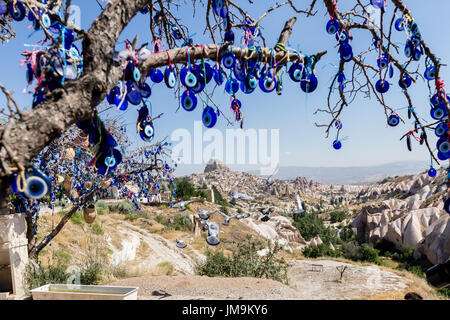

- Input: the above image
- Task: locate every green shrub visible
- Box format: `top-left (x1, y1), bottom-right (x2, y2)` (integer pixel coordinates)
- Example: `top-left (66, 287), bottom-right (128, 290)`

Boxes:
top-left (194, 189), bottom-right (210, 201)
top-left (175, 178), bottom-right (196, 200)
top-left (108, 200), bottom-right (136, 215)
top-left (26, 260), bottom-right (69, 290)
top-left (197, 236), bottom-right (289, 284)
top-left (359, 244), bottom-right (382, 264)
top-left (293, 212), bottom-right (339, 244)
top-left (330, 211), bottom-right (346, 223)
top-left (303, 243), bottom-right (339, 259)
top-left (170, 214), bottom-right (193, 231)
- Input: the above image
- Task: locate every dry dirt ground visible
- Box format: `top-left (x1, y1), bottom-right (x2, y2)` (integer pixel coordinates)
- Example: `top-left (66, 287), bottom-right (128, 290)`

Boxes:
top-left (111, 259), bottom-right (440, 300)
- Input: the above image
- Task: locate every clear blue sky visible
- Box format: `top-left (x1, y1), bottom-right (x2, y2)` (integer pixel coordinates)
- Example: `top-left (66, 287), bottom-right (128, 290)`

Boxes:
top-left (1, 1), bottom-right (449, 175)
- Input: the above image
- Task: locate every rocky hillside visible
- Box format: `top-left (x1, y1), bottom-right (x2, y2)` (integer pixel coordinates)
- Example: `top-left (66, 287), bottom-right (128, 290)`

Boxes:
top-left (186, 159), bottom-right (450, 265)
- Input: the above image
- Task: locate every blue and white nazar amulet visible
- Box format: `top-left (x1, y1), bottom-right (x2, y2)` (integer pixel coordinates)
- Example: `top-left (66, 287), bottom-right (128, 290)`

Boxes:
top-left (10, 166), bottom-right (52, 200)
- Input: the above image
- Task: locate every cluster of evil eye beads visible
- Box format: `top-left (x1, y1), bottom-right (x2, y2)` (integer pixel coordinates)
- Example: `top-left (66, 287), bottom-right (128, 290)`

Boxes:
top-left (2, 0), bottom-right (83, 108)
top-left (76, 116), bottom-right (123, 176)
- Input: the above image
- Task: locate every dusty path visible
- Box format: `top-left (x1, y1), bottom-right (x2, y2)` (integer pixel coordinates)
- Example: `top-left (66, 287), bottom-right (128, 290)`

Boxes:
top-left (109, 259), bottom-right (437, 300)
top-left (111, 275), bottom-right (302, 300)
top-left (107, 220), bottom-right (205, 275)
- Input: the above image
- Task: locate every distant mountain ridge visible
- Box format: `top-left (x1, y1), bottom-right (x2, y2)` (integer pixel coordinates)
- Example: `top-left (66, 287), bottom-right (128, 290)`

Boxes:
top-left (249, 161), bottom-right (430, 185)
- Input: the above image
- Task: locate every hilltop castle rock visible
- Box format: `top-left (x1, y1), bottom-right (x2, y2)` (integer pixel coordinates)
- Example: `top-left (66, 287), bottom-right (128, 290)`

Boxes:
top-left (204, 159), bottom-right (230, 173)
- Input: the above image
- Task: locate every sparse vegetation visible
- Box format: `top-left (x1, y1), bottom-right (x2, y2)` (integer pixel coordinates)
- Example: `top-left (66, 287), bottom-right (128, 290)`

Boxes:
top-left (90, 223), bottom-right (104, 235)
top-left (197, 236), bottom-right (289, 284)
top-left (108, 200), bottom-right (136, 215)
top-left (156, 213), bottom-right (193, 232)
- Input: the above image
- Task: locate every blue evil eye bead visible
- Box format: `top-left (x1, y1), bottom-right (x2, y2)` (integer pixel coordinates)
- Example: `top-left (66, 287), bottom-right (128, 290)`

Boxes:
top-left (336, 31), bottom-right (349, 44)
top-left (300, 74), bottom-right (318, 93)
top-left (398, 75), bottom-right (412, 89)
top-left (424, 66), bottom-right (435, 81)
top-left (260, 74), bottom-right (277, 93)
top-left (404, 41), bottom-right (413, 58)
top-left (219, 6), bottom-right (228, 19)
top-left (107, 86), bottom-right (120, 104)
top-left (247, 75), bottom-right (258, 89)
top-left (333, 140), bottom-right (342, 150)
top-left (224, 30), bottom-right (235, 43)
top-left (222, 53), bottom-right (236, 69)
top-left (0, 1), bottom-right (7, 15)
top-left (8, 1), bottom-right (26, 21)
top-left (164, 66), bottom-right (177, 88)
top-left (233, 61), bottom-right (245, 82)
top-left (430, 106), bottom-right (446, 120)
top-left (412, 47), bottom-right (422, 61)
top-left (437, 151), bottom-right (450, 161)
top-left (41, 13), bottom-right (51, 28)
top-left (395, 18), bottom-right (405, 31)
top-left (199, 62), bottom-right (214, 84)
top-left (437, 138), bottom-right (450, 154)
top-left (191, 77), bottom-right (205, 94)
top-left (410, 35), bottom-right (421, 47)
top-left (410, 22), bottom-right (419, 35)
top-left (387, 114), bottom-right (400, 127)
top-left (139, 83), bottom-right (152, 98)
top-left (181, 90), bottom-right (197, 111)
top-left (144, 123), bottom-right (154, 138)
top-left (107, 134), bottom-right (118, 148)
top-left (114, 94), bottom-right (128, 111)
top-left (430, 94), bottom-right (440, 108)
top-left (240, 79), bottom-right (255, 94)
top-left (202, 106), bottom-right (218, 128)
top-left (335, 120), bottom-right (343, 130)
top-left (180, 67), bottom-right (197, 88)
top-left (377, 55), bottom-right (388, 69)
top-left (126, 83), bottom-right (142, 105)
top-left (289, 63), bottom-right (304, 82)
top-left (225, 78), bottom-right (239, 95)
top-left (105, 155), bottom-right (116, 168)
top-left (171, 25), bottom-right (182, 40)
top-left (435, 122), bottom-right (447, 138)
top-left (375, 79), bottom-right (390, 94)
top-left (140, 7), bottom-right (149, 14)
top-left (213, 0), bottom-right (224, 15)
top-left (150, 68), bottom-right (164, 83)
top-left (24, 167), bottom-right (52, 200)
top-left (428, 167), bottom-right (437, 177)
top-left (370, 0), bottom-right (383, 8)
top-left (133, 68), bottom-right (141, 82)
top-left (340, 44), bottom-right (353, 62)
top-left (326, 19), bottom-right (339, 35)
top-left (213, 66), bottom-right (225, 85)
